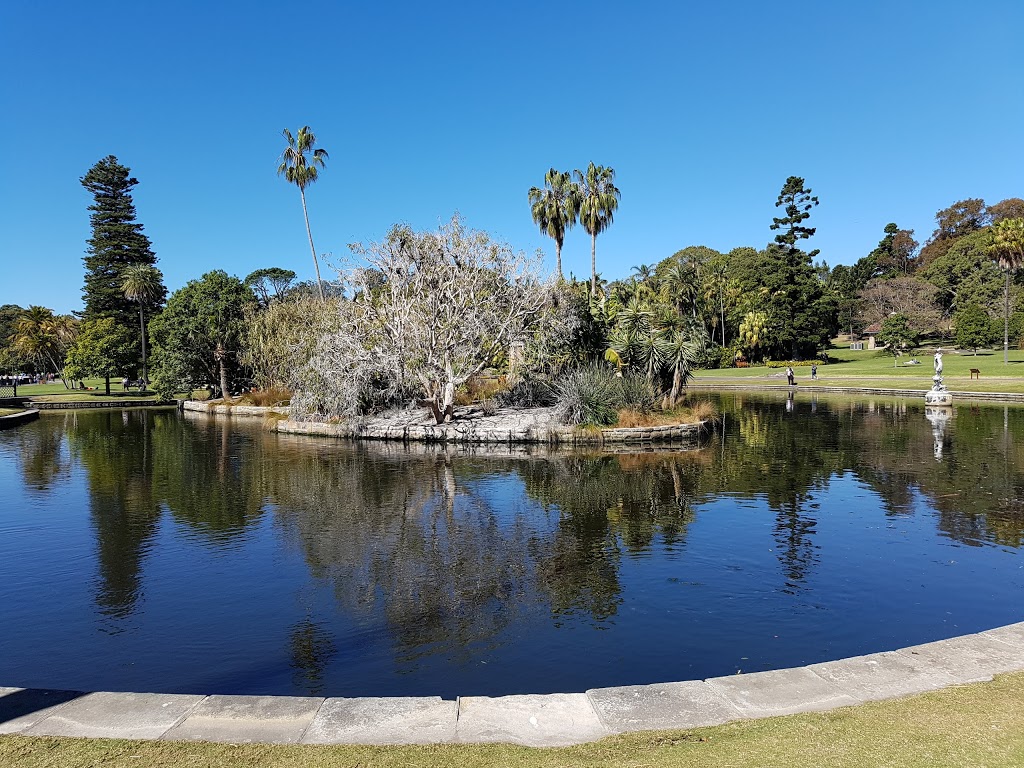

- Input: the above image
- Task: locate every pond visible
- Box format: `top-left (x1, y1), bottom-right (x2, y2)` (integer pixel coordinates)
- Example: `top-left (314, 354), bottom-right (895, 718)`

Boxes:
top-left (1, 393), bottom-right (1023, 698)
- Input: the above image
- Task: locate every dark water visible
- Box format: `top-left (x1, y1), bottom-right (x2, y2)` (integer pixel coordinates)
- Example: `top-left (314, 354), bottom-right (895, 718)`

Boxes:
top-left (1, 393), bottom-right (1023, 698)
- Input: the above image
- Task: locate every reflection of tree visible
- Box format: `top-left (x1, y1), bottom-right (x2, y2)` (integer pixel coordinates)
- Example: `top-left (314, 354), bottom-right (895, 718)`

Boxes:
top-left (66, 410), bottom-right (163, 622)
top-left (267, 439), bottom-right (704, 660)
top-left (708, 393), bottom-right (1024, 553)
top-left (268, 441), bottom-right (541, 664)
top-left (517, 452), bottom-right (702, 621)
top-left (64, 410), bottom-right (270, 624)
top-left (847, 401), bottom-right (1024, 548)
top-left (162, 413), bottom-right (267, 542)
top-left (288, 617), bottom-right (336, 695)
top-left (16, 413), bottom-right (70, 491)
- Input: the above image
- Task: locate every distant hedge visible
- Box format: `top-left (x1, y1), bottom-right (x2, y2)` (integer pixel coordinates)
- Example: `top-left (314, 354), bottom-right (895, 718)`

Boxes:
top-left (765, 359), bottom-right (828, 368)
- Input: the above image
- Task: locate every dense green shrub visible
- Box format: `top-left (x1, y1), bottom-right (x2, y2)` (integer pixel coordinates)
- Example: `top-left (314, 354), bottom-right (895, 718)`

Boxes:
top-left (765, 357), bottom-right (830, 368)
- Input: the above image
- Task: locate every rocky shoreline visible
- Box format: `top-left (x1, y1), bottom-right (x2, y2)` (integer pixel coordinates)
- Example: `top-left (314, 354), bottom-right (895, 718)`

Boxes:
top-left (181, 401), bottom-right (706, 446)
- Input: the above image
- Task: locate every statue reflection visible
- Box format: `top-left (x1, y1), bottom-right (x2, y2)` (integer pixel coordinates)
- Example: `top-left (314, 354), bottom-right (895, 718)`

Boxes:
top-left (924, 406), bottom-right (952, 462)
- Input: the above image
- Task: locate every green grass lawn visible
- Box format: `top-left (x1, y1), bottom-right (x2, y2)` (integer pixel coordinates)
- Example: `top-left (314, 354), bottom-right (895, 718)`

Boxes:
top-left (0, 408), bottom-right (24, 417)
top-left (696, 344), bottom-right (1024, 394)
top-left (2, 672), bottom-right (1023, 767)
top-left (12, 378), bottom-right (163, 403)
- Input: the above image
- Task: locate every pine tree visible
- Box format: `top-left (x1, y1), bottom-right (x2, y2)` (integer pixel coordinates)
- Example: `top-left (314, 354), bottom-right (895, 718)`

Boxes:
top-left (770, 176), bottom-right (819, 257)
top-left (81, 156), bottom-right (166, 330)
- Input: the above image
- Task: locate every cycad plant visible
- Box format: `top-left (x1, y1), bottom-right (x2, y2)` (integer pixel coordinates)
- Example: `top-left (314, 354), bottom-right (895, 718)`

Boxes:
top-left (278, 126), bottom-right (329, 302)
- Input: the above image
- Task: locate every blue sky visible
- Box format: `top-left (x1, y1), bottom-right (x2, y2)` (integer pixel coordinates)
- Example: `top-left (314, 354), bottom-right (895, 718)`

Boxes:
top-left (1, 1), bottom-right (1022, 314)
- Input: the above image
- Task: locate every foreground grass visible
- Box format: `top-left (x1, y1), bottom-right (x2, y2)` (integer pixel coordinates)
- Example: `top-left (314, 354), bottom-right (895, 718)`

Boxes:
top-left (3, 672), bottom-right (1024, 768)
top-left (697, 345), bottom-right (1024, 394)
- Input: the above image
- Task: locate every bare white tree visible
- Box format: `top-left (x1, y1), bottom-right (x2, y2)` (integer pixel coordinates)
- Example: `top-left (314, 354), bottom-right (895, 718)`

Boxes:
top-left (293, 216), bottom-right (551, 423)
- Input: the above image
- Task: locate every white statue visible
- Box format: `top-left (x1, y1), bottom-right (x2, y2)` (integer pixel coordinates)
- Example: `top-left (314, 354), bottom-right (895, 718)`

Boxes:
top-left (933, 349), bottom-right (943, 376)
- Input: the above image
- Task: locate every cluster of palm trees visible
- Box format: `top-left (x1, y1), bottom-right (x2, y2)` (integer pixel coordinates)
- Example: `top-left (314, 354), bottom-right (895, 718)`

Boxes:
top-left (9, 307), bottom-right (78, 385)
top-left (7, 265), bottom-right (164, 387)
top-left (528, 163), bottom-right (620, 294)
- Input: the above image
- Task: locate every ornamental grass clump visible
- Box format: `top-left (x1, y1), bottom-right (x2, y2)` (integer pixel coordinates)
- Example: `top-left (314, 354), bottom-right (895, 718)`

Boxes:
top-left (554, 364), bottom-right (620, 426)
top-left (615, 373), bottom-right (659, 413)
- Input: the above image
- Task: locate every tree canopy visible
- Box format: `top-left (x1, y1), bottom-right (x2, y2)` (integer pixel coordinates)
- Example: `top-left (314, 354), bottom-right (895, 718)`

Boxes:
top-left (80, 156), bottom-right (165, 328)
top-left (149, 270), bottom-right (256, 400)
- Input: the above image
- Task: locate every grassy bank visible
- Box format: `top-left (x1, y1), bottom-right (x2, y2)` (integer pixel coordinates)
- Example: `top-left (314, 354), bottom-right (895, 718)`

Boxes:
top-left (2, 672), bottom-right (1023, 767)
top-left (696, 345), bottom-right (1024, 395)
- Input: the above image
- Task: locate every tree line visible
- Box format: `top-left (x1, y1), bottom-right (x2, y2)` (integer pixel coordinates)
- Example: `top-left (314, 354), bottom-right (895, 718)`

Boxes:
top-left (3, 131), bottom-right (1022, 424)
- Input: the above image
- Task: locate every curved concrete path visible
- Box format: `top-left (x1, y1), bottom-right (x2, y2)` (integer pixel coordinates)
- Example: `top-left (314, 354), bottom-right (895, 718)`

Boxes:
top-left (2, 622), bottom-right (1022, 747)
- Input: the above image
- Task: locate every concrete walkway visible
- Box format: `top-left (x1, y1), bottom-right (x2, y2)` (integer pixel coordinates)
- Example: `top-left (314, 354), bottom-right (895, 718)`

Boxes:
top-left (2, 622), bottom-right (1022, 747)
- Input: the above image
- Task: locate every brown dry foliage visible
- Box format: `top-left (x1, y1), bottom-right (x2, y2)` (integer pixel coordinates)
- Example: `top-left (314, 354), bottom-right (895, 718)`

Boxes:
top-left (239, 386), bottom-right (293, 407)
top-left (454, 375), bottom-right (506, 405)
top-left (615, 400), bottom-right (718, 427)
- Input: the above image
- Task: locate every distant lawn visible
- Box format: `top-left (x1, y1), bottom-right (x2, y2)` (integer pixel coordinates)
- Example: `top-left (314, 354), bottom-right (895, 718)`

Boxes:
top-left (14, 378), bottom-right (144, 397)
top-left (696, 345), bottom-right (1024, 394)
top-left (11, 378), bottom-right (164, 403)
top-left (2, 671), bottom-right (1024, 767)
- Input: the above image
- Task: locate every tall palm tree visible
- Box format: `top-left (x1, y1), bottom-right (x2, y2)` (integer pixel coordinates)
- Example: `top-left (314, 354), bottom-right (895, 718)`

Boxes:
top-left (528, 169), bottom-right (578, 278)
top-left (278, 126), bottom-right (329, 302)
top-left (121, 264), bottom-right (164, 384)
top-left (575, 163), bottom-right (620, 296)
top-left (989, 218), bottom-right (1024, 365)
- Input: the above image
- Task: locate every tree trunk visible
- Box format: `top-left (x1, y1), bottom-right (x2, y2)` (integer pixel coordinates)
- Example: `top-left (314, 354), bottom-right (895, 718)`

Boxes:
top-left (219, 358), bottom-right (230, 402)
top-left (590, 232), bottom-right (597, 296)
top-left (104, 375), bottom-right (110, 395)
top-left (669, 366), bottom-right (683, 408)
top-left (138, 304), bottom-right (148, 385)
top-left (299, 187), bottom-right (326, 303)
top-left (1004, 270), bottom-right (1010, 366)
top-left (555, 240), bottom-right (563, 280)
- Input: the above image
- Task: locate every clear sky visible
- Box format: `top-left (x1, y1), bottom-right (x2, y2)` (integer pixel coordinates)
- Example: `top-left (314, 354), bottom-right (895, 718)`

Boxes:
top-left (1, 1), bottom-right (1022, 314)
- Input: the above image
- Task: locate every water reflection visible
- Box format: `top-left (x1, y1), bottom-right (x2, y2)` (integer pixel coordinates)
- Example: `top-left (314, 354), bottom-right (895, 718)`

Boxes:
top-left (4, 395), bottom-right (1023, 695)
top-left (925, 407), bottom-right (952, 461)
top-left (39, 400), bottom-right (1024, 627)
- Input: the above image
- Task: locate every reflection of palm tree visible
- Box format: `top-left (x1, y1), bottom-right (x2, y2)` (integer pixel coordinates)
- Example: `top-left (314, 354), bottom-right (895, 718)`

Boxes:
top-left (772, 497), bottom-right (818, 594)
top-left (121, 264), bottom-right (163, 383)
top-left (278, 126), bottom-right (329, 302)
